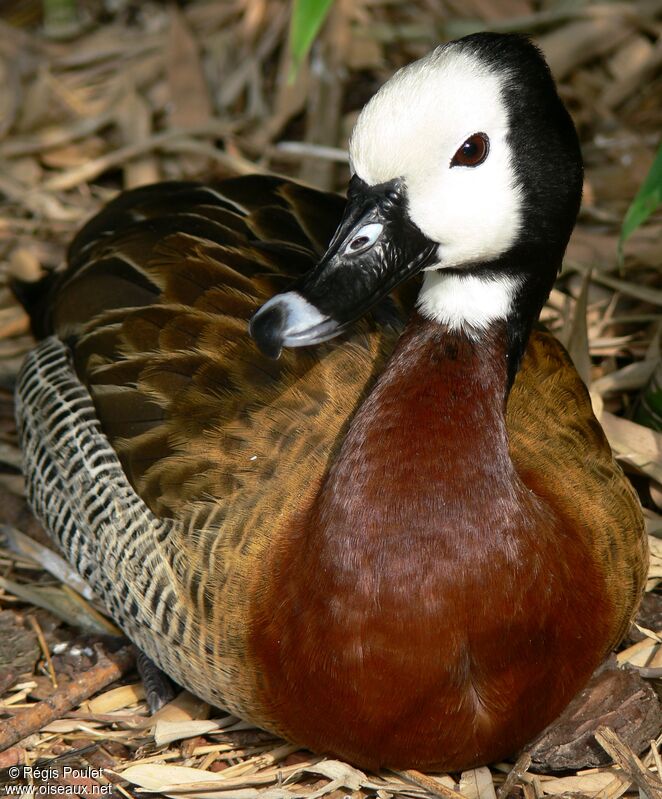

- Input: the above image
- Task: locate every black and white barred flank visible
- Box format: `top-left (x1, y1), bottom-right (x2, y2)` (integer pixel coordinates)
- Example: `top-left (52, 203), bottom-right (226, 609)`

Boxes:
top-left (14, 337), bottom-right (230, 709)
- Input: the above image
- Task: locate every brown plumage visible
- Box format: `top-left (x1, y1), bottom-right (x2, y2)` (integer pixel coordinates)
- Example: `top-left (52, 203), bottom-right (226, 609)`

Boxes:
top-left (15, 32), bottom-right (648, 771)
top-left (251, 318), bottom-right (645, 768)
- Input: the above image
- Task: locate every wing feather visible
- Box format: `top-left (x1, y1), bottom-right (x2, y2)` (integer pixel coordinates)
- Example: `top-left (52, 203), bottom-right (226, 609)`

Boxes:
top-left (46, 179), bottom-right (402, 526)
top-left (508, 331), bottom-right (648, 649)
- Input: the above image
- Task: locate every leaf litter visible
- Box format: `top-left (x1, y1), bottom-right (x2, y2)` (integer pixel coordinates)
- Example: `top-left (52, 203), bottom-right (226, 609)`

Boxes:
top-left (0, 1), bottom-right (661, 797)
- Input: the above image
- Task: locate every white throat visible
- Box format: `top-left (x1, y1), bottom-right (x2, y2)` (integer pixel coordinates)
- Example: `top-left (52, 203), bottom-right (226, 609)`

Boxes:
top-left (416, 271), bottom-right (520, 335)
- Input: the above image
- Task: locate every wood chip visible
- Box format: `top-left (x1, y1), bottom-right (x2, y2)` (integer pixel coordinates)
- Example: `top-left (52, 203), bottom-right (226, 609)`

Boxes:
top-left (528, 657), bottom-right (662, 771)
top-left (0, 643), bottom-right (134, 750)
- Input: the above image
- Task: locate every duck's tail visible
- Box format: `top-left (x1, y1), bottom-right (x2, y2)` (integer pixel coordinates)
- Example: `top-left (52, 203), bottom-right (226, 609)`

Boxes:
top-left (11, 270), bottom-right (59, 339)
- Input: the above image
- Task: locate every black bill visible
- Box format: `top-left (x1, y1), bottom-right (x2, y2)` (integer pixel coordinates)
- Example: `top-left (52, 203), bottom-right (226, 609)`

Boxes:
top-left (249, 176), bottom-right (438, 358)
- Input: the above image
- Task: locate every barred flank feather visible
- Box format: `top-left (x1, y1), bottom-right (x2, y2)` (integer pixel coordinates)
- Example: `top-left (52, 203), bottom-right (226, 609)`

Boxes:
top-left (16, 337), bottom-right (240, 716)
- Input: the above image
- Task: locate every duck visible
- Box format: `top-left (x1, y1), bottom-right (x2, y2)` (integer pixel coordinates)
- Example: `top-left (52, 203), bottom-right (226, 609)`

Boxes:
top-left (14, 32), bottom-right (648, 771)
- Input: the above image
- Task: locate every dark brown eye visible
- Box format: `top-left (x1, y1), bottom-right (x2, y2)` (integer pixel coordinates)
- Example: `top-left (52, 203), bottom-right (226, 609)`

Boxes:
top-left (451, 133), bottom-right (490, 168)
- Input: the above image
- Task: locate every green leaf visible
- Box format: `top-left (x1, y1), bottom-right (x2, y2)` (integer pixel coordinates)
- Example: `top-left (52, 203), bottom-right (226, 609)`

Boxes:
top-left (288, 0), bottom-right (335, 79)
top-left (620, 139), bottom-right (662, 247)
top-left (42, 0), bottom-right (80, 37)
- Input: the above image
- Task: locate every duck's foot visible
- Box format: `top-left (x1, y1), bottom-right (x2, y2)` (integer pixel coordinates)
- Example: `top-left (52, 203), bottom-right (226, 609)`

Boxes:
top-left (136, 650), bottom-right (179, 713)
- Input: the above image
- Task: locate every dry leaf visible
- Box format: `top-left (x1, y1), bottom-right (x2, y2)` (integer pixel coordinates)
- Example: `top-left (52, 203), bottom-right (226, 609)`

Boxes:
top-left (559, 269), bottom-right (591, 384)
top-left (539, 770), bottom-right (628, 796)
top-left (539, 13), bottom-right (633, 80)
top-left (41, 719), bottom-right (103, 733)
top-left (1, 525), bottom-right (97, 601)
top-left (0, 576), bottom-right (118, 635)
top-left (166, 5), bottom-right (212, 129)
top-left (458, 767), bottom-right (496, 799)
top-left (616, 639), bottom-right (657, 666)
top-left (84, 682), bottom-right (145, 714)
top-left (592, 359), bottom-right (658, 396)
top-left (0, 1), bottom-right (661, 793)
top-left (154, 719), bottom-right (225, 747)
top-left (627, 593), bottom-right (662, 644)
top-left (597, 411), bottom-right (662, 484)
top-left (114, 83), bottom-right (160, 188)
top-left (119, 763), bottom-right (296, 798)
top-left (0, 54), bottom-right (20, 140)
top-left (294, 760), bottom-right (366, 791)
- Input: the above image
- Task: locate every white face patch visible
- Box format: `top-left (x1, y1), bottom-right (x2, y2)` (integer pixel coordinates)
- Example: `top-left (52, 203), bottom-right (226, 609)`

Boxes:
top-left (349, 43), bottom-right (522, 270)
top-left (416, 271), bottom-right (521, 335)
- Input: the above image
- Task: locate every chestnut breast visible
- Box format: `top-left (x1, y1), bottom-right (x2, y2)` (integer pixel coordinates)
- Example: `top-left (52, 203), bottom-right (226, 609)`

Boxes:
top-left (249, 317), bottom-right (619, 770)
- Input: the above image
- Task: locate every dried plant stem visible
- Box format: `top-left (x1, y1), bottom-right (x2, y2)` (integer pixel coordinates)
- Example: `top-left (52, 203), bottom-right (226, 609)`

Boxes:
top-left (0, 113), bottom-right (115, 158)
top-left (393, 769), bottom-right (465, 799)
top-left (0, 645), bottom-right (134, 751)
top-left (28, 615), bottom-right (58, 689)
top-left (39, 123), bottom-right (235, 192)
top-left (595, 726), bottom-right (662, 799)
top-left (497, 753), bottom-right (532, 799)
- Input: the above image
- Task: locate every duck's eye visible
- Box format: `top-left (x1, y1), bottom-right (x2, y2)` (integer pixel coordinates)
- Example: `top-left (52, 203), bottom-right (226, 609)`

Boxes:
top-left (343, 223), bottom-right (383, 256)
top-left (451, 133), bottom-right (490, 168)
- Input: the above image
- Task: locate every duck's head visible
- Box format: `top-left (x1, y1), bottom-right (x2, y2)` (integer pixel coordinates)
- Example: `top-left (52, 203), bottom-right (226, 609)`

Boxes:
top-left (250, 33), bottom-right (582, 361)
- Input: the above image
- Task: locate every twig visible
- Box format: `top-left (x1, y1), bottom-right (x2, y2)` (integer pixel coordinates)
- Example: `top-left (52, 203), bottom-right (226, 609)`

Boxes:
top-left (0, 644), bottom-right (135, 751)
top-left (635, 667), bottom-right (662, 679)
top-left (393, 769), bottom-right (465, 799)
top-left (52, 36), bottom-right (162, 69)
top-left (651, 739), bottom-right (662, 780)
top-left (569, 262), bottom-right (662, 307)
top-left (274, 142), bottom-right (349, 163)
top-left (0, 527), bottom-right (98, 603)
top-left (0, 175), bottom-right (84, 222)
top-left (595, 726), bottom-right (662, 799)
top-left (0, 113), bottom-right (115, 158)
top-left (161, 140), bottom-right (260, 175)
top-left (443, 0), bottom-right (662, 37)
top-left (114, 784), bottom-right (136, 799)
top-left (38, 122), bottom-right (235, 192)
top-left (497, 753), bottom-right (532, 799)
top-left (28, 615), bottom-right (58, 690)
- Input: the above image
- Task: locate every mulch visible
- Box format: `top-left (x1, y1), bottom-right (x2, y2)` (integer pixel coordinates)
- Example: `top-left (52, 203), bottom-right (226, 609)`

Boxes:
top-left (0, 1), bottom-right (661, 797)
